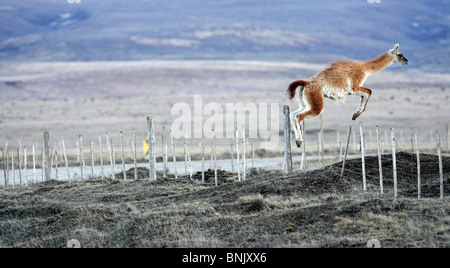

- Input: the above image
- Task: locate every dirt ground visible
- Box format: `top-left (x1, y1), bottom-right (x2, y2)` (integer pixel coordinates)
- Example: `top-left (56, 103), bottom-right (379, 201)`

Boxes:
top-left (0, 152), bottom-right (448, 248)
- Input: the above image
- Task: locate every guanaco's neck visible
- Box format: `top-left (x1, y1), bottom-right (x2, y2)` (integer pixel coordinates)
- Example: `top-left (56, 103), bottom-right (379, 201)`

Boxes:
top-left (364, 52), bottom-right (394, 75)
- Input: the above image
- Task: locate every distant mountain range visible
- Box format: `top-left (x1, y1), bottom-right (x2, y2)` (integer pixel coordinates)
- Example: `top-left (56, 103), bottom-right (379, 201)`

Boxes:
top-left (0, 0), bottom-right (448, 72)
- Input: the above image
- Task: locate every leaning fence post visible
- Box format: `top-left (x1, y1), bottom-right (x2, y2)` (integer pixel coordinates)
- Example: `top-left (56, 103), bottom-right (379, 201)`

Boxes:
top-left (391, 128), bottom-right (398, 198)
top-left (283, 105), bottom-right (293, 174)
top-left (147, 116), bottom-right (157, 181)
top-left (340, 126), bottom-right (352, 179)
top-left (376, 125), bottom-right (384, 196)
top-left (360, 122), bottom-right (366, 191)
top-left (413, 129), bottom-right (421, 199)
top-left (436, 130), bottom-right (444, 200)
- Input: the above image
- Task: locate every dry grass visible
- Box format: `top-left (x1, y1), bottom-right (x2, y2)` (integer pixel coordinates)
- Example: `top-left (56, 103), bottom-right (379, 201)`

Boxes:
top-left (0, 153), bottom-right (449, 248)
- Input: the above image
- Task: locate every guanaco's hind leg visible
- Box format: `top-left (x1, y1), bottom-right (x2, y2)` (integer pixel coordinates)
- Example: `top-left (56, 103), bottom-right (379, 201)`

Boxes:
top-left (292, 85), bottom-right (324, 148)
top-left (352, 87), bottom-right (372, 121)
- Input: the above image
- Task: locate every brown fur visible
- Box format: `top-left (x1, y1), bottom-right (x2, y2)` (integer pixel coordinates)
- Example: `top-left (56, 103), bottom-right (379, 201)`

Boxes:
top-left (287, 80), bottom-right (309, 100)
top-left (288, 45), bottom-right (407, 148)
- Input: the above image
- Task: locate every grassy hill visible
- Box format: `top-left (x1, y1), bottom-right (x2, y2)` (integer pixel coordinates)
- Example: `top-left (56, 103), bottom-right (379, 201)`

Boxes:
top-left (0, 152), bottom-right (448, 248)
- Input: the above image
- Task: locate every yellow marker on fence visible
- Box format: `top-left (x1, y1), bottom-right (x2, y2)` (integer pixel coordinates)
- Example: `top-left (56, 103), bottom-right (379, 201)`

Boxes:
top-left (143, 139), bottom-right (149, 155)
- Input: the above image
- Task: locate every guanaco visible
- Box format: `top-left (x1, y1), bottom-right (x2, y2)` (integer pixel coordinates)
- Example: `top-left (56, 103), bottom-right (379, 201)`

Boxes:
top-left (287, 44), bottom-right (408, 148)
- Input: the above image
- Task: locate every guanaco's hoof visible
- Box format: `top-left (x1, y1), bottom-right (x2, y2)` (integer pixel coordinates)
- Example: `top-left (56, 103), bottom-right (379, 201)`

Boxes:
top-left (352, 113), bottom-right (359, 121)
top-left (296, 140), bottom-right (302, 148)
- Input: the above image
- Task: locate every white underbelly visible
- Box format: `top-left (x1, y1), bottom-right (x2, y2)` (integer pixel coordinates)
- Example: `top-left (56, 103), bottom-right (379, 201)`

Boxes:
top-left (322, 78), bottom-right (353, 103)
top-left (322, 85), bottom-right (351, 103)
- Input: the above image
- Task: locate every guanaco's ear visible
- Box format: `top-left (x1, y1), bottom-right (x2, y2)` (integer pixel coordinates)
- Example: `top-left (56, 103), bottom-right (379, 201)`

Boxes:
top-left (392, 44), bottom-right (399, 52)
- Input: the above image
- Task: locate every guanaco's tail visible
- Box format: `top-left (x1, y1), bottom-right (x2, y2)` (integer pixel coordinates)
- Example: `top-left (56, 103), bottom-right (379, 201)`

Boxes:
top-left (287, 80), bottom-right (309, 100)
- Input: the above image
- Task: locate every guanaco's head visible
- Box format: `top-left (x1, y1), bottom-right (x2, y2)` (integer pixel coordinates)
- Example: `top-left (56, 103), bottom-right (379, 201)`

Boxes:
top-left (390, 44), bottom-right (408, 65)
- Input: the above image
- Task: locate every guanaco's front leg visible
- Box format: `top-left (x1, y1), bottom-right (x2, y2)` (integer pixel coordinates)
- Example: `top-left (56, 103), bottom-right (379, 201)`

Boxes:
top-left (352, 87), bottom-right (372, 120)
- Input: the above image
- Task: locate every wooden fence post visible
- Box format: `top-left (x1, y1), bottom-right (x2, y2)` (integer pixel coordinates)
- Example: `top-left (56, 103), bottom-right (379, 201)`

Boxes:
top-left (11, 150), bottom-right (15, 187)
top-left (201, 129), bottom-right (205, 183)
top-left (283, 105), bottom-right (293, 174)
top-left (391, 128), bottom-right (398, 198)
top-left (230, 139), bottom-right (235, 173)
top-left (1, 149), bottom-right (6, 187)
top-left (90, 141), bottom-right (95, 179)
top-left (319, 114), bottom-right (324, 165)
top-left (52, 141), bottom-right (58, 181)
top-left (213, 129), bottom-right (218, 186)
top-left (436, 130), bottom-right (444, 200)
top-left (147, 116), bottom-right (157, 181)
top-left (106, 132), bottom-right (115, 179)
top-left (170, 130), bottom-right (178, 179)
top-left (6, 150), bottom-right (10, 187)
top-left (360, 122), bottom-right (366, 191)
top-left (301, 121), bottom-right (307, 170)
top-left (32, 143), bottom-right (36, 183)
top-left (98, 133), bottom-right (104, 179)
top-left (133, 129), bottom-right (138, 180)
top-left (61, 137), bottom-right (70, 182)
top-left (236, 127), bottom-right (241, 182)
top-left (252, 142), bottom-right (255, 169)
top-left (317, 134), bottom-right (322, 168)
top-left (23, 146), bottom-right (27, 185)
top-left (44, 131), bottom-right (51, 181)
top-left (120, 131), bottom-right (126, 180)
top-left (79, 134), bottom-right (86, 180)
top-left (242, 126), bottom-right (246, 181)
top-left (17, 148), bottom-right (22, 185)
top-left (376, 125), bottom-right (384, 196)
top-left (340, 126), bottom-right (352, 179)
top-left (413, 129), bottom-right (421, 199)
top-left (162, 127), bottom-right (168, 179)
top-left (185, 131), bottom-right (193, 181)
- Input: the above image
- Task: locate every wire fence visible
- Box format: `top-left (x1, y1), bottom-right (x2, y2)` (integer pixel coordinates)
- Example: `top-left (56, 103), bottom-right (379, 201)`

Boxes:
top-left (1, 109), bottom-right (449, 201)
top-left (282, 105), bottom-right (449, 199)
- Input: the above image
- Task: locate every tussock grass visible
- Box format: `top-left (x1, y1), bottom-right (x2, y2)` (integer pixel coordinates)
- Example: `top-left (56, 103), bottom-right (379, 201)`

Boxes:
top-left (0, 153), bottom-right (449, 248)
